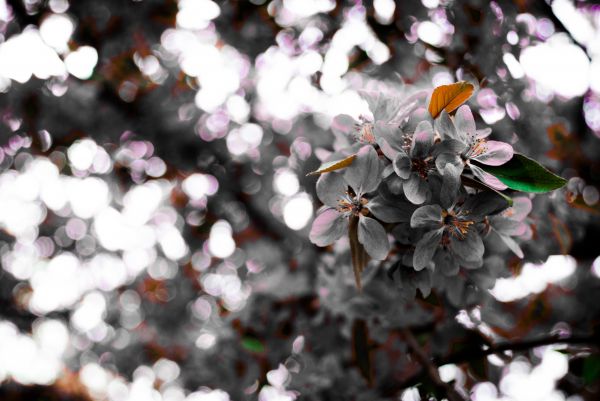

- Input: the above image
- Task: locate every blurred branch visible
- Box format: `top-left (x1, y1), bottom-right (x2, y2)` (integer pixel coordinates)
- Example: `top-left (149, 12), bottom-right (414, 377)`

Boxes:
top-left (437, 332), bottom-right (599, 366)
top-left (401, 328), bottom-right (467, 401)
top-left (382, 331), bottom-right (599, 397)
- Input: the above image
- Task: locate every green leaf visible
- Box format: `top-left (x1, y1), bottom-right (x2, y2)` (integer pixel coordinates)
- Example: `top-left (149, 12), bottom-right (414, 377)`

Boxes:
top-left (583, 355), bottom-right (600, 385)
top-left (474, 153), bottom-right (566, 193)
top-left (241, 337), bottom-right (265, 353)
top-left (307, 154), bottom-right (356, 176)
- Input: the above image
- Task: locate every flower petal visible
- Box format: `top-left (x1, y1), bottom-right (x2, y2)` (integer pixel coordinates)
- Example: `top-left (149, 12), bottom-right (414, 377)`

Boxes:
top-left (316, 172), bottom-right (347, 208)
top-left (472, 141), bottom-right (513, 166)
top-left (441, 164), bottom-right (461, 209)
top-left (434, 111), bottom-right (460, 142)
top-left (435, 152), bottom-right (464, 175)
top-left (410, 121), bottom-right (434, 158)
top-left (413, 229), bottom-right (443, 270)
top-left (360, 91), bottom-right (401, 121)
top-left (344, 145), bottom-right (381, 194)
top-left (451, 230), bottom-right (484, 267)
top-left (375, 122), bottom-right (403, 156)
top-left (309, 208), bottom-right (348, 246)
top-left (403, 173), bottom-right (430, 205)
top-left (463, 191), bottom-right (509, 220)
top-left (497, 232), bottom-right (524, 258)
top-left (358, 215), bottom-right (390, 260)
top-left (434, 249), bottom-right (459, 276)
top-left (475, 128), bottom-right (492, 138)
top-left (434, 139), bottom-right (467, 156)
top-left (510, 196), bottom-right (532, 221)
top-left (369, 196), bottom-right (415, 223)
top-left (455, 105), bottom-right (476, 136)
top-left (331, 114), bottom-right (357, 137)
top-left (378, 137), bottom-right (399, 160)
top-left (490, 218), bottom-right (526, 236)
top-left (470, 164), bottom-right (508, 190)
top-left (393, 153), bottom-right (412, 179)
top-left (410, 204), bottom-right (443, 228)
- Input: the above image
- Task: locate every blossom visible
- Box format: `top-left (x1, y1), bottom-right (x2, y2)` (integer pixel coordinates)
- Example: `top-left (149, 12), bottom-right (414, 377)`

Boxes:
top-left (435, 105), bottom-right (513, 190)
top-left (309, 146), bottom-right (407, 261)
top-left (410, 192), bottom-right (508, 271)
top-left (331, 90), bottom-right (427, 148)
top-left (486, 196), bottom-right (532, 258)
top-left (380, 120), bottom-right (436, 205)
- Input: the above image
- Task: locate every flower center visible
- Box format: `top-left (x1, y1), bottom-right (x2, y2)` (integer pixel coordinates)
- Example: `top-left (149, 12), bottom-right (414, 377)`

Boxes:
top-left (411, 158), bottom-right (430, 179)
top-left (355, 117), bottom-right (376, 144)
top-left (441, 210), bottom-right (474, 241)
top-left (337, 192), bottom-right (369, 217)
top-left (464, 138), bottom-right (487, 159)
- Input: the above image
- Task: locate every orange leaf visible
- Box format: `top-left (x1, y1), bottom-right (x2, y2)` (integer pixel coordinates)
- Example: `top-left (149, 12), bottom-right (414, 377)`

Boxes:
top-left (428, 81), bottom-right (474, 118)
top-left (307, 154), bottom-right (356, 176)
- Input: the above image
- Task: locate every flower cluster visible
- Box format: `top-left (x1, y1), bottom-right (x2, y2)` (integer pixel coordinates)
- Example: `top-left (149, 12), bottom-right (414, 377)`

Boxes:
top-left (309, 88), bottom-right (531, 287)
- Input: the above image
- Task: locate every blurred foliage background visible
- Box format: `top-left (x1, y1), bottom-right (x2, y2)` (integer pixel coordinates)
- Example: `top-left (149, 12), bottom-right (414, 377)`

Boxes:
top-left (0, 0), bottom-right (600, 400)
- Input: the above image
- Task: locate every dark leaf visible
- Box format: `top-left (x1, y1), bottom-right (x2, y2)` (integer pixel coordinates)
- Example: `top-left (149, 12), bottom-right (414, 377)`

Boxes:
top-left (474, 153), bottom-right (566, 193)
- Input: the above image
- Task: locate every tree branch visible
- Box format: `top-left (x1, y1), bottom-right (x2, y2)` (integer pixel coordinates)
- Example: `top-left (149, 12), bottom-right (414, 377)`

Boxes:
top-left (382, 331), bottom-right (598, 398)
top-left (436, 332), bottom-right (599, 366)
top-left (401, 328), bottom-right (467, 401)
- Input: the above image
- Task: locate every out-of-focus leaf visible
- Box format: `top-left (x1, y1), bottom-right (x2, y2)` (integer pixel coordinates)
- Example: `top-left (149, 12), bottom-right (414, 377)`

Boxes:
top-left (475, 154), bottom-right (566, 193)
top-left (428, 81), bottom-right (474, 118)
top-left (546, 123), bottom-right (580, 161)
top-left (583, 355), bottom-right (600, 385)
top-left (242, 337), bottom-right (265, 353)
top-left (549, 213), bottom-right (572, 255)
top-left (352, 319), bottom-right (373, 386)
top-left (307, 154), bottom-right (356, 175)
top-left (566, 193), bottom-right (600, 215)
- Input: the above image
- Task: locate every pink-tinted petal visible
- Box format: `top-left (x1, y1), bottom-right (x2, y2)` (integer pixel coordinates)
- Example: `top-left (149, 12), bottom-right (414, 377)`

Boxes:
top-left (470, 164), bottom-right (508, 190)
top-left (410, 121), bottom-right (434, 158)
top-left (472, 140), bottom-right (513, 166)
top-left (475, 128), bottom-right (492, 138)
top-left (455, 105), bottom-right (475, 137)
top-left (491, 218), bottom-right (526, 236)
top-left (510, 196), bottom-right (533, 221)
top-left (331, 114), bottom-right (357, 137)
top-left (309, 208), bottom-right (347, 246)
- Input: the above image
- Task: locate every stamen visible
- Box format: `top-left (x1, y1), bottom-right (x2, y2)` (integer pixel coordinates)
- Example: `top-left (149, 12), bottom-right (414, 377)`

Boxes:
top-left (464, 138), bottom-right (488, 159)
top-left (442, 210), bottom-right (474, 240)
top-left (336, 192), bottom-right (369, 217)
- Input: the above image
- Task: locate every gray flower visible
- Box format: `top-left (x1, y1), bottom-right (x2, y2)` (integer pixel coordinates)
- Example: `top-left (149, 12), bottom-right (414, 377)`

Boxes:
top-left (379, 121), bottom-right (436, 205)
top-left (435, 105), bottom-right (513, 190)
top-left (409, 192), bottom-right (505, 270)
top-left (486, 196), bottom-right (532, 258)
top-left (309, 146), bottom-right (395, 261)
